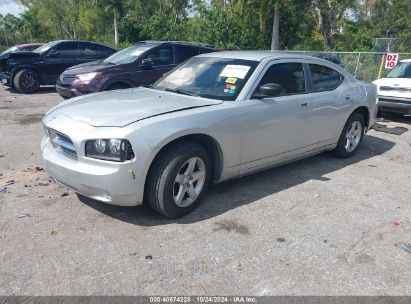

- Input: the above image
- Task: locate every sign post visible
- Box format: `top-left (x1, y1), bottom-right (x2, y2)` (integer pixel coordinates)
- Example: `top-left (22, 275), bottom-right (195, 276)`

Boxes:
top-left (385, 53), bottom-right (399, 69)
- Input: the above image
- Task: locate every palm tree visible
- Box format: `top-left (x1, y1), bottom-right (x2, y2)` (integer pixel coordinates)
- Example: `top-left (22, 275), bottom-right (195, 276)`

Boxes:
top-left (271, 0), bottom-right (281, 50)
top-left (259, 0), bottom-right (283, 50)
top-left (101, 0), bottom-right (125, 46)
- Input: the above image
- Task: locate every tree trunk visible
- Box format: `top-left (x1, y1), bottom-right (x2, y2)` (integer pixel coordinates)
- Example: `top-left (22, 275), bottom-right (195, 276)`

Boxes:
top-left (114, 10), bottom-right (119, 46)
top-left (313, 0), bottom-right (328, 47)
top-left (271, 0), bottom-right (280, 50)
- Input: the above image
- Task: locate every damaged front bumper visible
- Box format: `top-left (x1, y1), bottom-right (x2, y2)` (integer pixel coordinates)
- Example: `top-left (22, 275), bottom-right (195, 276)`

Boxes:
top-left (0, 72), bottom-right (10, 86)
top-left (40, 112), bottom-right (156, 207)
top-left (41, 136), bottom-right (143, 206)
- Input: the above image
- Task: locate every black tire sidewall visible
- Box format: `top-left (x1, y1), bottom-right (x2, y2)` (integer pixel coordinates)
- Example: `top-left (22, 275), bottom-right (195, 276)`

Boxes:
top-left (14, 69), bottom-right (40, 93)
top-left (334, 112), bottom-right (365, 158)
top-left (149, 143), bottom-right (211, 218)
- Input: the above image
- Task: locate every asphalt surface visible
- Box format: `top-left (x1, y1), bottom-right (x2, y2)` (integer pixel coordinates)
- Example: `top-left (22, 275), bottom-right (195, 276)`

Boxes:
top-left (0, 85), bottom-right (410, 296)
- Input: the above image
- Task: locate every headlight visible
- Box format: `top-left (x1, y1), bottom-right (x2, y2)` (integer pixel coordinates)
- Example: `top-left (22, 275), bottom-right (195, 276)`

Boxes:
top-left (85, 139), bottom-right (134, 162)
top-left (76, 72), bottom-right (101, 81)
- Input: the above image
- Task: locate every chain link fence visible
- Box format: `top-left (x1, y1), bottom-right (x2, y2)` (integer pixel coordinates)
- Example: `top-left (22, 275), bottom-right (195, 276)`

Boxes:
top-left (282, 51), bottom-right (411, 83)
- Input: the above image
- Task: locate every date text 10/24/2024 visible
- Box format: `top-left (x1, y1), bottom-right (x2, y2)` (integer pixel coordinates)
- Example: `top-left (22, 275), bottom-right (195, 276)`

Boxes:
top-left (149, 296), bottom-right (257, 303)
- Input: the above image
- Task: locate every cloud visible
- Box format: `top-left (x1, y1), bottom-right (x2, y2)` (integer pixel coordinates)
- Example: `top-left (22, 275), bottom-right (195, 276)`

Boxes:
top-left (0, 0), bottom-right (27, 17)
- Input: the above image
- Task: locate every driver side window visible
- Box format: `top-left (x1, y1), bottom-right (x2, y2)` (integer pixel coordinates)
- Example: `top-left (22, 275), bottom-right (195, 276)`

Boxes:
top-left (141, 46), bottom-right (174, 66)
top-left (255, 63), bottom-right (305, 96)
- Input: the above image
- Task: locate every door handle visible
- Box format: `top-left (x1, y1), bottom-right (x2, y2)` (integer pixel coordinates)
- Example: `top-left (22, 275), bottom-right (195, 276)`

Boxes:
top-left (300, 101), bottom-right (310, 107)
top-left (345, 96), bottom-right (352, 101)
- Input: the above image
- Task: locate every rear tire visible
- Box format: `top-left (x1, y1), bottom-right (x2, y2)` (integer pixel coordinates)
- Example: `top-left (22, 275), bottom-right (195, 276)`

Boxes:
top-left (13, 69), bottom-right (40, 93)
top-left (332, 112), bottom-right (365, 158)
top-left (146, 142), bottom-right (211, 218)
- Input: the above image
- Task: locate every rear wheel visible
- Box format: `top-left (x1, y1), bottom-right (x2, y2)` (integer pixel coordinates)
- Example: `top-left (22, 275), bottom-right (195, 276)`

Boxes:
top-left (13, 69), bottom-right (40, 93)
top-left (332, 112), bottom-right (365, 158)
top-left (146, 142), bottom-right (211, 218)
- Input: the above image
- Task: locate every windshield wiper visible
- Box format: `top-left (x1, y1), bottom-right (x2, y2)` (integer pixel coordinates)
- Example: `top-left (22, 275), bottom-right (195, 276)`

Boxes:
top-left (164, 88), bottom-right (200, 97)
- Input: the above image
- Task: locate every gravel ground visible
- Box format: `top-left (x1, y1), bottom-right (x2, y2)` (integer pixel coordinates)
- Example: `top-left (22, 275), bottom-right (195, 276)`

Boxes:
top-left (0, 85), bottom-right (410, 296)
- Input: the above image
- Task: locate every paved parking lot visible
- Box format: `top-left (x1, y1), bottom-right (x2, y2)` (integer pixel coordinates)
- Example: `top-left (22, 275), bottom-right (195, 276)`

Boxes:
top-left (0, 85), bottom-right (410, 295)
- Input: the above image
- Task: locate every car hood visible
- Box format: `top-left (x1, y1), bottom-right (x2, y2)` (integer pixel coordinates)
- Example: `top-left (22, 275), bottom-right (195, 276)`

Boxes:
top-left (0, 52), bottom-right (39, 70)
top-left (63, 60), bottom-right (111, 76)
top-left (372, 77), bottom-right (410, 88)
top-left (46, 87), bottom-right (223, 127)
top-left (8, 51), bottom-right (40, 59)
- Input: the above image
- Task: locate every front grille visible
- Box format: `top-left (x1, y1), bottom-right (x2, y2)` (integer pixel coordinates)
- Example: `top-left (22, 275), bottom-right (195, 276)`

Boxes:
top-left (379, 97), bottom-right (411, 105)
top-left (48, 129), bottom-right (77, 159)
top-left (380, 86), bottom-right (411, 92)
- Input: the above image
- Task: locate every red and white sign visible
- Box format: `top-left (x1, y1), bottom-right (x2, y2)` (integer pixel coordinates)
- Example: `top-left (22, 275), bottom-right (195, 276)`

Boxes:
top-left (385, 53), bottom-right (399, 69)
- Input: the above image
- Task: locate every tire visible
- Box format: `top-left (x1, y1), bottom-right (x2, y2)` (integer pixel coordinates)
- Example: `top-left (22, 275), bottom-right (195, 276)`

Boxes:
top-left (332, 112), bottom-right (365, 158)
top-left (13, 69), bottom-right (40, 93)
top-left (146, 142), bottom-right (211, 218)
top-left (104, 83), bottom-right (130, 91)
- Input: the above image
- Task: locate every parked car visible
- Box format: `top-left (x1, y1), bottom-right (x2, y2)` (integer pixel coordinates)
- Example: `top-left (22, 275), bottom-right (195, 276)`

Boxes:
top-left (41, 51), bottom-right (377, 218)
top-left (0, 40), bottom-right (116, 93)
top-left (372, 59), bottom-right (411, 115)
top-left (55, 40), bottom-right (217, 99)
top-left (0, 43), bottom-right (43, 58)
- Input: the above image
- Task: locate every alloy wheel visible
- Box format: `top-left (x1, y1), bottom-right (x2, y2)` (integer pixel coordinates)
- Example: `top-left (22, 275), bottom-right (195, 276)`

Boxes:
top-left (173, 157), bottom-right (206, 207)
top-left (21, 71), bottom-right (39, 91)
top-left (345, 121), bottom-right (362, 152)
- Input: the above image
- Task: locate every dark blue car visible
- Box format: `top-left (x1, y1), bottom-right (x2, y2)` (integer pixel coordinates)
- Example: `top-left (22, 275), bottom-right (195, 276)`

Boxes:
top-left (56, 41), bottom-right (217, 99)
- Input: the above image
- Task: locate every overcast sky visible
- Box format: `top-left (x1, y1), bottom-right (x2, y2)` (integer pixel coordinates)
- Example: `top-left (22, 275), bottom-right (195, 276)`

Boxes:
top-left (0, 0), bottom-right (26, 16)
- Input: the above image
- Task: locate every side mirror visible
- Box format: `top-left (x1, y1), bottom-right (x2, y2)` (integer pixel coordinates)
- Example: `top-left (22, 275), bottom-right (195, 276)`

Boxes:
top-left (47, 50), bottom-right (59, 57)
top-left (258, 83), bottom-right (282, 97)
top-left (140, 58), bottom-right (153, 69)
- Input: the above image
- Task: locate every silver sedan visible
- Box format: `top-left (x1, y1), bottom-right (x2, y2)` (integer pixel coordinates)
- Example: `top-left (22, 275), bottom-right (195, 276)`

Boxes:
top-left (41, 51), bottom-right (378, 218)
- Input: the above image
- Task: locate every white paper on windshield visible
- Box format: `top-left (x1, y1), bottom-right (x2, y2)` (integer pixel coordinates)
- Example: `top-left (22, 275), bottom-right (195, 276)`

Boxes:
top-left (219, 65), bottom-right (251, 79)
top-left (131, 50), bottom-right (144, 56)
top-left (163, 67), bottom-right (195, 87)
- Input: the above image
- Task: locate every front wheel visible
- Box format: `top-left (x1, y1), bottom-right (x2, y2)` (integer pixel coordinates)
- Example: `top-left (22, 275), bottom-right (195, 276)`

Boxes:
top-left (332, 112), bottom-right (365, 158)
top-left (146, 142), bottom-right (211, 218)
top-left (13, 69), bottom-right (40, 93)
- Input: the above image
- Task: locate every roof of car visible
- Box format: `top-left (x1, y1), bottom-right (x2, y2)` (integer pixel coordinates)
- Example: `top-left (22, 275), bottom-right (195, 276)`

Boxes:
top-left (198, 50), bottom-right (330, 62)
top-left (17, 43), bottom-right (43, 48)
top-left (140, 40), bottom-right (215, 49)
top-left (49, 40), bottom-right (116, 50)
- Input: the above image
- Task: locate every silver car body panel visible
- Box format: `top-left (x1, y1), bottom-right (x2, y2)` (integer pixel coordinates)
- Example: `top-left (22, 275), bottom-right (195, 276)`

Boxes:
top-left (42, 51), bottom-right (378, 206)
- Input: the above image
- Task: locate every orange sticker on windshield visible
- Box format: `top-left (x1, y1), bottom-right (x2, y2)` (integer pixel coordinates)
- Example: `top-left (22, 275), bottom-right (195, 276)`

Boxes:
top-left (225, 77), bottom-right (237, 84)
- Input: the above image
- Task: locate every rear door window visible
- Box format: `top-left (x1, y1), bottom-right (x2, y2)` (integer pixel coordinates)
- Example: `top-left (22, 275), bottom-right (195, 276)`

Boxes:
top-left (308, 64), bottom-right (343, 91)
top-left (99, 45), bottom-right (115, 57)
top-left (255, 62), bottom-right (306, 96)
top-left (53, 42), bottom-right (79, 57)
top-left (79, 42), bottom-right (100, 58)
top-left (175, 46), bottom-right (199, 63)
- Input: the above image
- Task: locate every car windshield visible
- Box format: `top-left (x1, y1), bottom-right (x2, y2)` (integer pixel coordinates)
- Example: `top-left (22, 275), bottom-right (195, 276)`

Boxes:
top-left (153, 57), bottom-right (259, 101)
top-left (33, 41), bottom-right (60, 54)
top-left (1, 46), bottom-right (18, 55)
top-left (385, 62), bottom-right (411, 78)
top-left (103, 43), bottom-right (155, 65)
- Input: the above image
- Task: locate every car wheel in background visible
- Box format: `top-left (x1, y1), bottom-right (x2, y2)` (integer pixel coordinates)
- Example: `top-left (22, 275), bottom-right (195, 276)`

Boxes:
top-left (146, 142), bottom-right (211, 218)
top-left (13, 69), bottom-right (40, 93)
top-left (332, 112), bottom-right (365, 158)
top-left (104, 83), bottom-right (131, 91)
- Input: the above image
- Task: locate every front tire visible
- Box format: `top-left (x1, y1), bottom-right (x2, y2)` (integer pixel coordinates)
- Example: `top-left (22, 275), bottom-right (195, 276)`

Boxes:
top-left (104, 83), bottom-right (131, 91)
top-left (146, 142), bottom-right (211, 218)
top-left (333, 112), bottom-right (365, 158)
top-left (13, 69), bottom-right (40, 93)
